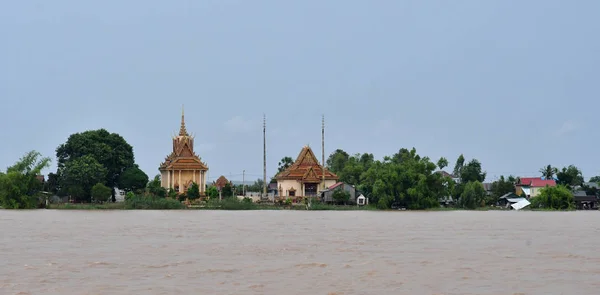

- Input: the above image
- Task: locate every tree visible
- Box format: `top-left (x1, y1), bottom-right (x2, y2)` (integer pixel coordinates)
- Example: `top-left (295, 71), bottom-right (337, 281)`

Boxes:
top-left (332, 189), bottom-right (350, 205)
top-left (119, 165), bottom-right (149, 193)
top-left (460, 159), bottom-right (486, 183)
top-left (490, 175), bottom-right (515, 198)
top-left (247, 179), bottom-right (264, 192)
top-left (452, 154), bottom-right (465, 178)
top-left (56, 129), bottom-right (135, 202)
top-left (437, 157), bottom-right (448, 170)
top-left (556, 165), bottom-right (584, 189)
top-left (358, 148), bottom-right (444, 209)
top-left (539, 165), bottom-right (558, 180)
top-left (91, 183), bottom-right (111, 203)
top-left (186, 182), bottom-right (201, 200)
top-left (531, 185), bottom-right (574, 210)
top-left (460, 181), bottom-right (486, 209)
top-left (337, 153), bottom-right (372, 185)
top-left (147, 175), bottom-right (166, 198)
top-left (221, 182), bottom-right (233, 198)
top-left (60, 155), bottom-right (108, 202)
top-left (206, 186), bottom-right (219, 199)
top-left (326, 149), bottom-right (350, 173)
top-left (277, 157), bottom-right (294, 173)
top-left (588, 176), bottom-right (600, 183)
top-left (0, 151), bottom-right (51, 209)
top-left (45, 172), bottom-right (60, 194)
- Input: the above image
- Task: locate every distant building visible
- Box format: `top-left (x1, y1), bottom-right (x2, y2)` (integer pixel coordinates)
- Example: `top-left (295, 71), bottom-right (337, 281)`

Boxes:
top-left (214, 175), bottom-right (230, 191)
top-left (572, 190), bottom-right (597, 210)
top-left (320, 182), bottom-right (357, 203)
top-left (497, 192), bottom-right (523, 207)
top-left (276, 145), bottom-right (338, 198)
top-left (436, 171), bottom-right (460, 183)
top-left (158, 108), bottom-right (209, 195)
top-left (515, 177), bottom-right (556, 198)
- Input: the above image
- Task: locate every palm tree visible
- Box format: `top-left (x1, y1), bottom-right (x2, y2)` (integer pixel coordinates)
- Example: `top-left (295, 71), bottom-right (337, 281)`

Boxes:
top-left (539, 165), bottom-right (558, 180)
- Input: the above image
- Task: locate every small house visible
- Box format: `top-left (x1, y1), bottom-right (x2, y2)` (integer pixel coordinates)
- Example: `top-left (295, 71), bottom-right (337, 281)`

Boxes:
top-left (573, 190), bottom-right (597, 210)
top-left (321, 182), bottom-right (357, 204)
top-left (356, 194), bottom-right (368, 206)
top-left (497, 192), bottom-right (522, 207)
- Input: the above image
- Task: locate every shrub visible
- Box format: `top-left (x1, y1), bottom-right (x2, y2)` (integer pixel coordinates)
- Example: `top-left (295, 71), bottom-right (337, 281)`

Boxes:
top-left (124, 195), bottom-right (185, 209)
top-left (91, 183), bottom-right (111, 203)
top-left (186, 182), bottom-right (201, 200)
top-left (531, 185), bottom-right (574, 210)
top-left (206, 197), bottom-right (257, 210)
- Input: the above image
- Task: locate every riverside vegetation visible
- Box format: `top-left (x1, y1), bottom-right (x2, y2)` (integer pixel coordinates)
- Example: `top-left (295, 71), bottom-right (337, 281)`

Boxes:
top-left (1, 128), bottom-right (598, 211)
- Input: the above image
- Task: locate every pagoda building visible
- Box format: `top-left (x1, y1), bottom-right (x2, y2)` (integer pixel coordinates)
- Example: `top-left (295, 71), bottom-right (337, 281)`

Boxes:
top-left (159, 108), bottom-right (209, 195)
top-left (276, 145), bottom-right (338, 198)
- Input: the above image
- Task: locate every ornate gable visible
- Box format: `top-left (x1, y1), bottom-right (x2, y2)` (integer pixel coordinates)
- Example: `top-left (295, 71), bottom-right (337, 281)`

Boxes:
top-left (276, 146), bottom-right (338, 181)
top-left (295, 146), bottom-right (319, 166)
top-left (303, 167), bottom-right (319, 181)
top-left (177, 141), bottom-right (193, 157)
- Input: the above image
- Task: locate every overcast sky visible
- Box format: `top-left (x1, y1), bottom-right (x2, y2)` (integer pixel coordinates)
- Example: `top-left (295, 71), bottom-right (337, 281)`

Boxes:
top-left (2, 0), bottom-right (599, 183)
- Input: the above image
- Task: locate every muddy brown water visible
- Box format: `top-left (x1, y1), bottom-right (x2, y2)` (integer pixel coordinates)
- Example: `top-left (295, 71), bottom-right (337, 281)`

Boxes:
top-left (1, 210), bottom-right (599, 295)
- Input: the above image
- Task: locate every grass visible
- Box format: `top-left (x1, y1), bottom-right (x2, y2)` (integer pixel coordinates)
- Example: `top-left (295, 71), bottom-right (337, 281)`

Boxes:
top-left (44, 197), bottom-right (581, 212)
top-left (48, 196), bottom-right (185, 210)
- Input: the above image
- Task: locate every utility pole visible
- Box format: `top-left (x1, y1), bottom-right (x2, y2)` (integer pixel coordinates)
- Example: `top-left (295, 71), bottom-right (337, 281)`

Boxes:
top-left (243, 170), bottom-right (246, 196)
top-left (322, 115), bottom-right (325, 191)
top-left (263, 114), bottom-right (267, 201)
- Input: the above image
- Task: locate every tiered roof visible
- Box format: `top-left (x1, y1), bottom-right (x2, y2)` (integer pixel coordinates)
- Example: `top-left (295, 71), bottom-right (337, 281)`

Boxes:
top-left (214, 175), bottom-right (230, 190)
top-left (159, 107), bottom-right (208, 171)
top-left (276, 146), bottom-right (338, 182)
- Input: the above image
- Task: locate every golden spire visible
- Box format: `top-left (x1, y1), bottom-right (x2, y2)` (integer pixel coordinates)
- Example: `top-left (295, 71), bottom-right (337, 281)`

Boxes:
top-left (179, 105), bottom-right (189, 136)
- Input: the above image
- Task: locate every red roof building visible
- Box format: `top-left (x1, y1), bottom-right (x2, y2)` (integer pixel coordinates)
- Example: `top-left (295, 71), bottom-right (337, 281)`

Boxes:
top-left (515, 177), bottom-right (556, 198)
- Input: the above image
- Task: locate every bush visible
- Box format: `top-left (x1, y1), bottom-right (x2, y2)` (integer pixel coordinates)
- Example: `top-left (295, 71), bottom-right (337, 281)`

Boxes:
top-left (124, 196), bottom-right (186, 209)
top-left (531, 185), bottom-right (574, 210)
top-left (186, 182), bottom-right (201, 200)
top-left (332, 189), bottom-right (351, 205)
top-left (460, 181), bottom-right (486, 209)
top-left (206, 197), bottom-right (257, 210)
top-left (91, 183), bottom-right (111, 203)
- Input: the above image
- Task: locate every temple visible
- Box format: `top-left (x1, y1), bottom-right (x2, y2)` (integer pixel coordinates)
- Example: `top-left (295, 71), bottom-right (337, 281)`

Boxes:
top-left (276, 145), bottom-right (338, 198)
top-left (159, 107), bottom-right (209, 195)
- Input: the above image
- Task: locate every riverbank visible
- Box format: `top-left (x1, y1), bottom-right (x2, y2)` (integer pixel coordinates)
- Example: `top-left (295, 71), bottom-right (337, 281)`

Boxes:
top-left (45, 200), bottom-right (578, 211)
top-left (47, 200), bottom-right (378, 211)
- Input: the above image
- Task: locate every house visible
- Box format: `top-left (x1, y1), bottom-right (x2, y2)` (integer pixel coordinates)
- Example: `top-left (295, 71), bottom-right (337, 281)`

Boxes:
top-left (320, 182), bottom-right (357, 203)
top-left (515, 177), bottom-right (556, 198)
top-left (572, 190), bottom-right (597, 210)
top-left (436, 171), bottom-right (460, 183)
top-left (497, 192), bottom-right (524, 207)
top-left (356, 194), bottom-right (368, 206)
top-left (276, 145), bottom-right (338, 198)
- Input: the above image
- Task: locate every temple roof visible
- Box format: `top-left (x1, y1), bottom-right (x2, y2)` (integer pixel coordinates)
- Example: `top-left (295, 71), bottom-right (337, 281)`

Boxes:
top-left (159, 156), bottom-right (208, 171)
top-left (158, 107), bottom-right (208, 171)
top-left (276, 146), bottom-right (338, 181)
top-left (214, 175), bottom-right (230, 189)
top-left (179, 105), bottom-right (189, 136)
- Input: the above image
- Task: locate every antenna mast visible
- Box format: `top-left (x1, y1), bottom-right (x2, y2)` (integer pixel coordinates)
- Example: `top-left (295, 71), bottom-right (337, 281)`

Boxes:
top-left (263, 114), bottom-right (267, 200)
top-left (322, 115), bottom-right (325, 190)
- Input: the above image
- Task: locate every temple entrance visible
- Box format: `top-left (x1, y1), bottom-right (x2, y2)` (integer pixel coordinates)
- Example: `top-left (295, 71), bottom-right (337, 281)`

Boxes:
top-left (305, 183), bottom-right (318, 197)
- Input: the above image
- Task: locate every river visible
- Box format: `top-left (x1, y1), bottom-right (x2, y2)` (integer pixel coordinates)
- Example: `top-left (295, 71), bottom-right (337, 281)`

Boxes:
top-left (1, 210), bottom-right (599, 294)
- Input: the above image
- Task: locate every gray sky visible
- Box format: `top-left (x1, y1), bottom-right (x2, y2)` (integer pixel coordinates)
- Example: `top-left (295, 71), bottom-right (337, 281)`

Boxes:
top-left (2, 0), bottom-right (599, 183)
